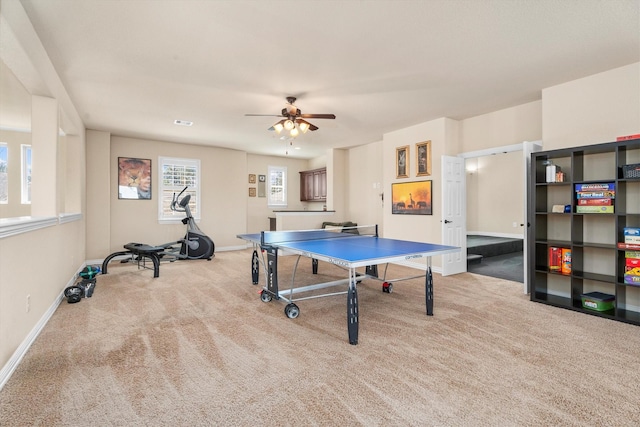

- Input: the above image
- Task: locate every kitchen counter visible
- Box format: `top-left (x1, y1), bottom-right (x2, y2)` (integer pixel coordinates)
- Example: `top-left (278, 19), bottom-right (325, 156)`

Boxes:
top-left (270, 210), bottom-right (337, 231)
top-left (272, 210), bottom-right (335, 213)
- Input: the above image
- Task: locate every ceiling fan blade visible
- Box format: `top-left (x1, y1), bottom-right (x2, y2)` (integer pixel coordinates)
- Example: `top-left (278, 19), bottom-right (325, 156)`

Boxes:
top-left (299, 113), bottom-right (336, 119)
top-left (245, 114), bottom-right (285, 117)
top-left (296, 119), bottom-right (318, 131)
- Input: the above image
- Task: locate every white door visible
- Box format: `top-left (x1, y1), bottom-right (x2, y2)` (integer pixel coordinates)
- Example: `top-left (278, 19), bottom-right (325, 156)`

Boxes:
top-left (441, 155), bottom-right (466, 276)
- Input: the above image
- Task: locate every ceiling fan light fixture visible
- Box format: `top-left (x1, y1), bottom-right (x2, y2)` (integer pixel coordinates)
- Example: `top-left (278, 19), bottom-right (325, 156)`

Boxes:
top-left (286, 104), bottom-right (297, 115)
top-left (284, 119), bottom-right (294, 131)
top-left (249, 97), bottom-right (336, 138)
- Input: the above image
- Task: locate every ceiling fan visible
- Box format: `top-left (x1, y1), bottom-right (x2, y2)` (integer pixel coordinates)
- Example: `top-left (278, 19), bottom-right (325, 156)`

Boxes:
top-left (245, 97), bottom-right (336, 137)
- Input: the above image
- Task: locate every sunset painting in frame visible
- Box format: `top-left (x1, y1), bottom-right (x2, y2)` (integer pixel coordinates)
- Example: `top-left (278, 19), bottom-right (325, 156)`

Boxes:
top-left (391, 180), bottom-right (432, 215)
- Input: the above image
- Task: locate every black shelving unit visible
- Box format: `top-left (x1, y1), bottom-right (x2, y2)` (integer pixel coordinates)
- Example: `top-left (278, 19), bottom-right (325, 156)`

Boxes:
top-left (529, 138), bottom-right (640, 325)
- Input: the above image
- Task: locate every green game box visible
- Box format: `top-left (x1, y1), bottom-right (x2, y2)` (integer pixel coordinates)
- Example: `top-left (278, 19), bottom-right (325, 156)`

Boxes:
top-left (581, 292), bottom-right (615, 312)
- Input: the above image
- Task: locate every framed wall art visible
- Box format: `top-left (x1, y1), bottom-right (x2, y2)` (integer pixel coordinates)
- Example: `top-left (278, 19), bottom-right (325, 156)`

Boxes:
top-left (249, 187), bottom-right (256, 197)
top-left (118, 157), bottom-right (151, 200)
top-left (396, 145), bottom-right (409, 179)
top-left (416, 140), bottom-right (432, 176)
top-left (249, 174), bottom-right (256, 184)
top-left (391, 180), bottom-right (432, 215)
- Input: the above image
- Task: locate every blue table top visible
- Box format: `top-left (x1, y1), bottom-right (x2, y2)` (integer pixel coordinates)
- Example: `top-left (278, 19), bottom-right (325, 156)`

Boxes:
top-left (237, 231), bottom-right (459, 267)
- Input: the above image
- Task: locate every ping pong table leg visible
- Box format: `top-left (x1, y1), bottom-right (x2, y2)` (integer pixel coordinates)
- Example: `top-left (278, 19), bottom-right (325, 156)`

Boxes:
top-left (265, 246), bottom-right (280, 299)
top-left (251, 249), bottom-right (259, 284)
top-left (425, 266), bottom-right (433, 316)
top-left (365, 265), bottom-right (378, 278)
top-left (312, 258), bottom-right (318, 274)
top-left (347, 280), bottom-right (359, 345)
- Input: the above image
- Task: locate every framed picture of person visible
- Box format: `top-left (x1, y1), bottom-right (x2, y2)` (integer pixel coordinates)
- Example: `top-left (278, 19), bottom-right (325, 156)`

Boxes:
top-left (396, 145), bottom-right (409, 179)
top-left (416, 140), bottom-right (432, 176)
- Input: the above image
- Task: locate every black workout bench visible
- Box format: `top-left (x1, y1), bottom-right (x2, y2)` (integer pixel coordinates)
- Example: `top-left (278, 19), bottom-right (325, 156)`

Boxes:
top-left (102, 243), bottom-right (170, 278)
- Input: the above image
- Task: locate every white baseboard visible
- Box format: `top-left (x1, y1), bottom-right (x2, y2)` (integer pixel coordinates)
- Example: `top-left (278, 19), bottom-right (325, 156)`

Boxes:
top-left (0, 263), bottom-right (85, 391)
top-left (218, 245), bottom-right (248, 252)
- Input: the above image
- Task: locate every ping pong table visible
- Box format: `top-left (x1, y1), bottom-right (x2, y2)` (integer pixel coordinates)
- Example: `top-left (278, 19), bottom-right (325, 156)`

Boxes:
top-left (237, 225), bottom-right (459, 345)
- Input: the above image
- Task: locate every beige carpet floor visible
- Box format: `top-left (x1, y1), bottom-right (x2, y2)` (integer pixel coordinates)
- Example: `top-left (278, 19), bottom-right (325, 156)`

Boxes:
top-left (1, 249), bottom-right (639, 426)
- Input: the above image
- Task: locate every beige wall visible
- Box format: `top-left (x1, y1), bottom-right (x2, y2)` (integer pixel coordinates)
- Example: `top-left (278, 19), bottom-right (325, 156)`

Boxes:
top-left (461, 101), bottom-right (542, 152)
top-left (382, 118), bottom-right (452, 269)
top-left (0, 9), bottom-right (86, 382)
top-left (103, 136), bottom-right (248, 254)
top-left (246, 153), bottom-right (311, 233)
top-left (465, 151), bottom-right (525, 235)
top-left (0, 219), bottom-right (85, 374)
top-left (542, 62), bottom-right (640, 150)
top-left (244, 149), bottom-right (352, 234)
top-left (461, 101), bottom-right (542, 236)
top-left (61, 133), bottom-right (84, 213)
top-left (326, 148), bottom-right (347, 215)
top-left (85, 137), bottom-right (336, 256)
top-left (85, 130), bottom-right (111, 259)
top-left (345, 141), bottom-right (383, 233)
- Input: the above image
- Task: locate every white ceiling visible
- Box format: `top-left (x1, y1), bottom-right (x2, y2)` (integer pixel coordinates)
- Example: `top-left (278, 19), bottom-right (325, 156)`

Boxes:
top-left (12, 0), bottom-right (640, 158)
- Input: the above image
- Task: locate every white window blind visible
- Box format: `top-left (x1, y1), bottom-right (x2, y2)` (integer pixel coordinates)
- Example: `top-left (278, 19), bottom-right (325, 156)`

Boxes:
top-left (21, 144), bottom-right (31, 204)
top-left (267, 165), bottom-right (287, 208)
top-left (158, 157), bottom-right (200, 222)
top-left (0, 143), bottom-right (7, 204)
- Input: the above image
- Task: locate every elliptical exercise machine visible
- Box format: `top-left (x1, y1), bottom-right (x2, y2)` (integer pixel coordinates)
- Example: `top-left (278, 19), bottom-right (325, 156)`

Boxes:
top-left (102, 186), bottom-right (215, 277)
top-left (168, 186), bottom-right (215, 260)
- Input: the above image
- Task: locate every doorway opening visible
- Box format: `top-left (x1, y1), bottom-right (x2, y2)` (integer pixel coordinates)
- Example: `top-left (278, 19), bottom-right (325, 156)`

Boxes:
top-left (467, 235), bottom-right (524, 282)
top-left (459, 141), bottom-right (541, 287)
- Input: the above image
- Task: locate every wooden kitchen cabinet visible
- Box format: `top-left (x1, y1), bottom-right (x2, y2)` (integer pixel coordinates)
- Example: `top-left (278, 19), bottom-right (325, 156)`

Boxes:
top-left (300, 167), bottom-right (326, 201)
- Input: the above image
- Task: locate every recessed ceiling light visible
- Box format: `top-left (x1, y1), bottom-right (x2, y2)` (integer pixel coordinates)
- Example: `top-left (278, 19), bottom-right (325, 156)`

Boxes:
top-left (174, 119), bottom-right (193, 126)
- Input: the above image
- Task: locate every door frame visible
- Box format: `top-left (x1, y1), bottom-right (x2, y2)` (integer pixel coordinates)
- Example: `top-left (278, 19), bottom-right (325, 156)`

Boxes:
top-left (454, 140), bottom-right (542, 293)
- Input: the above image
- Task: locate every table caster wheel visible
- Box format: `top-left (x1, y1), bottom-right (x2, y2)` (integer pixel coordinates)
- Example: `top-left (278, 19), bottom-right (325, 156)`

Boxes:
top-left (382, 282), bottom-right (393, 293)
top-left (260, 290), bottom-right (272, 302)
top-left (284, 303), bottom-right (300, 319)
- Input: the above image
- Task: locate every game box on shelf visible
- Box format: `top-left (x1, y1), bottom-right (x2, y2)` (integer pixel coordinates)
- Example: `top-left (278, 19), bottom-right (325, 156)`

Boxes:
top-left (623, 228), bottom-right (640, 286)
top-left (575, 182), bottom-right (615, 214)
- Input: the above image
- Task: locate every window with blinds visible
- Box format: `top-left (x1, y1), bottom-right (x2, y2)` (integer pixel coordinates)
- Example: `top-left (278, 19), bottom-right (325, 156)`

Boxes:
top-left (267, 165), bottom-right (287, 208)
top-left (21, 144), bottom-right (31, 204)
top-left (158, 157), bottom-right (200, 222)
top-left (0, 143), bottom-right (7, 204)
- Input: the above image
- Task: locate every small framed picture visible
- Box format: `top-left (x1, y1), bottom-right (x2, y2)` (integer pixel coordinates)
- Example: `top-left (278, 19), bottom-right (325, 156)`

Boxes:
top-left (249, 188), bottom-right (256, 197)
top-left (396, 146), bottom-right (409, 179)
top-left (416, 141), bottom-right (432, 176)
top-left (249, 174), bottom-right (256, 184)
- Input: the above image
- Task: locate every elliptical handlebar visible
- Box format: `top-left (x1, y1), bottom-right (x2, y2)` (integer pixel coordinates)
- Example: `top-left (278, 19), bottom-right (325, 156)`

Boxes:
top-left (170, 186), bottom-right (190, 212)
